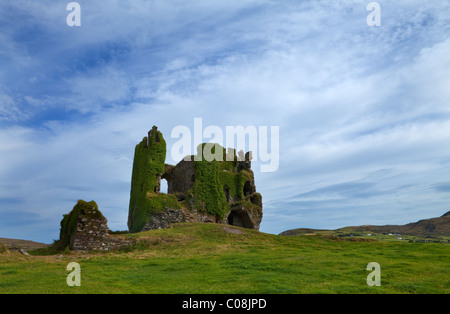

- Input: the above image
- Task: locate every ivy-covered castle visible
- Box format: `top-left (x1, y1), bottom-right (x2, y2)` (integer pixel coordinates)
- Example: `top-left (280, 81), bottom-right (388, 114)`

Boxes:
top-left (58, 126), bottom-right (263, 251)
top-left (127, 126), bottom-right (263, 233)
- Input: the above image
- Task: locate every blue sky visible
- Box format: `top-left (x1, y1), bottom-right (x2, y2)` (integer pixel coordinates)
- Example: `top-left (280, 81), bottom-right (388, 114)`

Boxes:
top-left (1, 0), bottom-right (450, 243)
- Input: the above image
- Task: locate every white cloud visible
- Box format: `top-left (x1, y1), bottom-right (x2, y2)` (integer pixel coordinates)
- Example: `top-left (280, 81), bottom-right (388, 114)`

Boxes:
top-left (65, 66), bottom-right (132, 113)
top-left (0, 91), bottom-right (18, 121)
top-left (1, 0), bottom-right (450, 241)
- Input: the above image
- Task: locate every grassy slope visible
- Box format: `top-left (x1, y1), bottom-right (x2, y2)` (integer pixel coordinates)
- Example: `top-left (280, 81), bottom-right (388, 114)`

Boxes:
top-left (0, 223), bottom-right (449, 294)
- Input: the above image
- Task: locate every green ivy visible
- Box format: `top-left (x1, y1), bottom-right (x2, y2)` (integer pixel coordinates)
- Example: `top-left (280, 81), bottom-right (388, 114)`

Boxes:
top-left (129, 192), bottom-right (181, 233)
top-left (193, 156), bottom-right (229, 219)
top-left (192, 143), bottom-right (261, 219)
top-left (128, 126), bottom-right (180, 233)
top-left (128, 134), bottom-right (262, 232)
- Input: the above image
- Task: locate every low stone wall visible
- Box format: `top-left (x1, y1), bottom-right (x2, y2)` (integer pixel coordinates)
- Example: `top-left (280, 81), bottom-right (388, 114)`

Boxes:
top-left (141, 208), bottom-right (187, 230)
top-left (141, 207), bottom-right (217, 231)
top-left (70, 211), bottom-right (133, 251)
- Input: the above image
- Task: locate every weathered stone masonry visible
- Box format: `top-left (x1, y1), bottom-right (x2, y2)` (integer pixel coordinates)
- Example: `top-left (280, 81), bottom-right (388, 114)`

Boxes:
top-left (127, 126), bottom-right (263, 233)
top-left (60, 200), bottom-right (133, 251)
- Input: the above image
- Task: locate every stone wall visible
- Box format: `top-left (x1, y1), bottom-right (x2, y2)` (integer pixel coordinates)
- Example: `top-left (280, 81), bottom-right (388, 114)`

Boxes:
top-left (61, 200), bottom-right (134, 251)
top-left (140, 205), bottom-right (263, 231)
top-left (164, 159), bottom-right (195, 195)
top-left (141, 207), bottom-right (217, 231)
top-left (70, 212), bottom-right (134, 251)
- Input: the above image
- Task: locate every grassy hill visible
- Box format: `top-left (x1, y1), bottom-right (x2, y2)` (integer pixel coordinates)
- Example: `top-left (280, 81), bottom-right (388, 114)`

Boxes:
top-left (0, 223), bottom-right (449, 294)
top-left (280, 211), bottom-right (450, 242)
top-left (0, 238), bottom-right (49, 251)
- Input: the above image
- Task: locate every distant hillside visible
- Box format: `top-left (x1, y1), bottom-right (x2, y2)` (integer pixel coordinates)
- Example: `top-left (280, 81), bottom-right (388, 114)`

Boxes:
top-left (280, 211), bottom-right (450, 238)
top-left (0, 238), bottom-right (49, 251)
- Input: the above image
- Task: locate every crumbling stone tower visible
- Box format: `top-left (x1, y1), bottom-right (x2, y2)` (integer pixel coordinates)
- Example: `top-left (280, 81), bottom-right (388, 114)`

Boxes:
top-left (127, 126), bottom-right (263, 233)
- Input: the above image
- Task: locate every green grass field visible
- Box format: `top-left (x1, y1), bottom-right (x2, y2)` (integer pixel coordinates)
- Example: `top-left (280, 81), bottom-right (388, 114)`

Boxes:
top-left (0, 223), bottom-right (449, 294)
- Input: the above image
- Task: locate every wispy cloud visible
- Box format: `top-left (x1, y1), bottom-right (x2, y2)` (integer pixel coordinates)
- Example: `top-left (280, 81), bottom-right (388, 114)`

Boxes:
top-left (1, 0), bottom-right (450, 241)
top-left (431, 182), bottom-right (450, 193)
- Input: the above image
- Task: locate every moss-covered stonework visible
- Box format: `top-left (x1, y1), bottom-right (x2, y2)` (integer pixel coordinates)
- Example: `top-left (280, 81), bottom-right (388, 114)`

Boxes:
top-left (128, 128), bottom-right (263, 233)
top-left (192, 145), bottom-right (229, 219)
top-left (59, 200), bottom-right (104, 248)
top-left (192, 143), bottom-right (262, 221)
top-left (128, 126), bottom-right (180, 232)
top-left (59, 200), bottom-right (134, 251)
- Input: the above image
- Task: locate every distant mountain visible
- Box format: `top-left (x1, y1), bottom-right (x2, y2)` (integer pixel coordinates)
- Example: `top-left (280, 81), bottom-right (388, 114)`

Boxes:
top-left (280, 211), bottom-right (450, 237)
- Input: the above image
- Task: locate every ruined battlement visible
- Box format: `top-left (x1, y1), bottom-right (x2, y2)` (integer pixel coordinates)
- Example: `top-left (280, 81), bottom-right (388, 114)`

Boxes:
top-left (128, 126), bottom-right (263, 233)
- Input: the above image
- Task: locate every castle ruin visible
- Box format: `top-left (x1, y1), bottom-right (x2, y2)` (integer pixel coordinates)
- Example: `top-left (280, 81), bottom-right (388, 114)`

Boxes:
top-left (127, 126), bottom-right (263, 233)
top-left (59, 126), bottom-right (263, 251)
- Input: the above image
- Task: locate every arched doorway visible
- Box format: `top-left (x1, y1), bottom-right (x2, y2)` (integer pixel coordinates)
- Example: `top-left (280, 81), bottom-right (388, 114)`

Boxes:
top-left (227, 209), bottom-right (253, 229)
